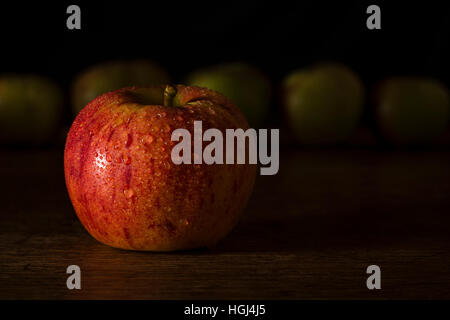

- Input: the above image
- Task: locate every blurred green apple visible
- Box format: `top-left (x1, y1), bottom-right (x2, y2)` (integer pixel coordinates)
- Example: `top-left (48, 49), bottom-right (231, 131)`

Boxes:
top-left (71, 59), bottom-right (170, 115)
top-left (374, 77), bottom-right (449, 146)
top-left (283, 63), bottom-right (364, 144)
top-left (186, 62), bottom-right (271, 127)
top-left (0, 74), bottom-right (63, 145)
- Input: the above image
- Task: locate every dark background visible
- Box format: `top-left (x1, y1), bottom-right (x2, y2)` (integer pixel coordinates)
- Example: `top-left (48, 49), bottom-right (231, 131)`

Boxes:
top-left (0, 0), bottom-right (448, 90)
top-left (1, 1), bottom-right (450, 300)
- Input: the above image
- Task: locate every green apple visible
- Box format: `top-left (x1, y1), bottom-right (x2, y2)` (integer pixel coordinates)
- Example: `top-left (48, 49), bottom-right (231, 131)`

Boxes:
top-left (71, 59), bottom-right (170, 115)
top-left (374, 77), bottom-right (449, 145)
top-left (0, 74), bottom-right (63, 145)
top-left (186, 62), bottom-right (271, 127)
top-left (283, 63), bottom-right (364, 144)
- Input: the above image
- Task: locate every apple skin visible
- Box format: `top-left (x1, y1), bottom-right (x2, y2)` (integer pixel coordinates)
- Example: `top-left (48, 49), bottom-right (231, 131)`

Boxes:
top-left (0, 74), bottom-right (63, 145)
top-left (282, 63), bottom-right (364, 144)
top-left (186, 62), bottom-right (271, 128)
top-left (64, 85), bottom-right (257, 251)
top-left (71, 60), bottom-right (170, 115)
top-left (374, 77), bottom-right (449, 146)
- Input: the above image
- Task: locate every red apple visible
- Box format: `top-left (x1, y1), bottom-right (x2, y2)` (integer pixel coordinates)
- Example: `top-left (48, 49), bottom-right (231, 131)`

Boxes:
top-left (64, 85), bottom-right (256, 251)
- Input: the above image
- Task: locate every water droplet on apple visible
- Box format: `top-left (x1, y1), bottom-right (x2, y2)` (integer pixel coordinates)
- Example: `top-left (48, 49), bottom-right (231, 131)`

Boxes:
top-left (147, 135), bottom-right (154, 144)
top-left (123, 154), bottom-right (131, 165)
top-left (95, 150), bottom-right (108, 170)
top-left (123, 188), bottom-right (134, 198)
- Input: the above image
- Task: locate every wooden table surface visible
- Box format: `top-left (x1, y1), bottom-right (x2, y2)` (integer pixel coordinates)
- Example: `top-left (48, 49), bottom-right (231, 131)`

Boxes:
top-left (1, 147), bottom-right (450, 299)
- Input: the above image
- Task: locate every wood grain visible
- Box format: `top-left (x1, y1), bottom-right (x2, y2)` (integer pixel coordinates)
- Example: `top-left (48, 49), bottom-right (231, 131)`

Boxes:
top-left (1, 148), bottom-right (450, 299)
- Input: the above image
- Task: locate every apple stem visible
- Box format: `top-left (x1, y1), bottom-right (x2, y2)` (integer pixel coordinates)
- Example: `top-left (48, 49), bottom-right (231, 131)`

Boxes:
top-left (163, 85), bottom-right (177, 107)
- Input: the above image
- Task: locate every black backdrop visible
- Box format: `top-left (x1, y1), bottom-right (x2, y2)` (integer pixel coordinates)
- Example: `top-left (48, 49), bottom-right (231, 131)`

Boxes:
top-left (0, 0), bottom-right (448, 89)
